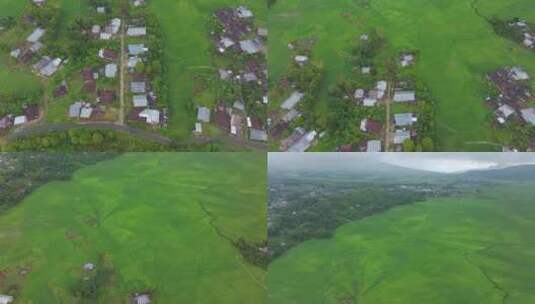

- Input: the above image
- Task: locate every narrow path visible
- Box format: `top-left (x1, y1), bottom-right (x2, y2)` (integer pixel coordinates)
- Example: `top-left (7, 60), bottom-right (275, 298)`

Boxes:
top-left (384, 81), bottom-right (394, 151)
top-left (118, 16), bottom-right (126, 125)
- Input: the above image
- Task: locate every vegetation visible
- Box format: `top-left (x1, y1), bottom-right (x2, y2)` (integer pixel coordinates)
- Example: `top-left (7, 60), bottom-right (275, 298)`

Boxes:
top-left (0, 153), bottom-right (266, 303)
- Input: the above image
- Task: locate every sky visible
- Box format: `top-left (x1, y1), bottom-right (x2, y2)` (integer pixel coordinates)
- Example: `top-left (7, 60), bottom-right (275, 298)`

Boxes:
top-left (268, 153), bottom-right (535, 173)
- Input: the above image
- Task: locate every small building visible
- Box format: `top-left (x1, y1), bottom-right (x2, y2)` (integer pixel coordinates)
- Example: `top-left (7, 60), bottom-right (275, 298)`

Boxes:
top-left (0, 116), bottom-right (13, 130)
top-left (26, 28), bottom-right (45, 43)
top-left (250, 129), bottom-right (268, 142)
top-left (400, 54), bottom-right (415, 67)
top-left (29, 42), bottom-right (44, 53)
top-left (128, 56), bottom-right (141, 69)
top-left (393, 130), bottom-right (411, 144)
top-left (376, 80), bottom-right (387, 99)
top-left (83, 263), bottom-right (95, 271)
top-left (236, 6), bottom-right (254, 18)
top-left (367, 140), bottom-right (382, 152)
top-left (127, 27), bottom-right (147, 37)
top-left (80, 105), bottom-right (93, 119)
top-left (281, 91), bottom-right (304, 110)
top-left (239, 39), bottom-right (263, 54)
top-left (393, 91), bottom-right (416, 103)
top-left (194, 122), bottom-right (202, 134)
top-left (496, 104), bottom-right (515, 121)
top-left (110, 18), bottom-right (121, 34)
top-left (197, 107), bottom-right (211, 123)
top-left (91, 25), bottom-right (101, 35)
top-left (287, 130), bottom-right (317, 152)
top-left (98, 90), bottom-right (115, 103)
top-left (128, 44), bottom-right (148, 55)
top-left (394, 113), bottom-right (416, 127)
top-left (13, 115), bottom-right (28, 126)
top-left (133, 95), bottom-right (148, 107)
top-left (294, 55), bottom-right (309, 66)
top-left (0, 295), bottom-right (14, 304)
top-left (69, 102), bottom-right (83, 118)
top-left (96, 6), bottom-right (106, 14)
top-left (283, 109), bottom-right (300, 122)
top-left (521, 108), bottom-right (535, 126)
top-left (510, 66), bottom-right (530, 81)
top-left (139, 109), bottom-right (160, 125)
top-left (131, 82), bottom-right (146, 93)
top-left (105, 64), bottom-right (118, 78)
top-left (10, 48), bottom-right (21, 58)
top-left (99, 48), bottom-right (118, 61)
top-left (257, 28), bottom-right (268, 37)
top-left (361, 66), bottom-right (371, 74)
top-left (233, 100), bottom-right (245, 111)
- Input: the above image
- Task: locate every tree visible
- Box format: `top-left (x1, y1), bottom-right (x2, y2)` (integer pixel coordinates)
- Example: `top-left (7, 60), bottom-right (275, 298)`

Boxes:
top-left (421, 137), bottom-right (434, 151)
top-left (403, 139), bottom-right (415, 152)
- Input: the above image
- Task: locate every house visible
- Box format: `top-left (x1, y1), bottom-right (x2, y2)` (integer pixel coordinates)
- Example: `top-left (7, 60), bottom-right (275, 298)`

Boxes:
top-left (133, 0), bottom-right (146, 7)
top-left (127, 27), bottom-right (147, 37)
top-left (100, 32), bottom-right (112, 40)
top-left (13, 115), bottom-right (27, 126)
top-left (128, 56), bottom-right (141, 69)
top-left (53, 81), bottom-right (68, 98)
top-left (400, 54), bottom-right (414, 67)
top-left (32, 0), bottom-right (45, 6)
top-left (194, 122), bottom-right (202, 133)
top-left (281, 127), bottom-right (306, 150)
top-left (98, 49), bottom-right (118, 61)
top-left (287, 130), bottom-right (317, 152)
top-left (133, 95), bottom-right (148, 107)
top-left (393, 130), bottom-right (411, 144)
top-left (496, 104), bottom-right (515, 123)
top-left (367, 140), bottom-right (382, 152)
top-left (0, 116), bottom-right (13, 130)
top-left (80, 105), bottom-right (93, 119)
top-left (283, 109), bottom-right (300, 122)
top-left (393, 91), bottom-right (416, 103)
top-left (250, 129), bottom-right (268, 141)
top-left (295, 55), bottom-right (309, 66)
top-left (363, 90), bottom-right (378, 106)
top-left (10, 48), bottom-right (21, 58)
top-left (354, 89), bottom-right (365, 99)
top-left (96, 6), bottom-right (106, 14)
top-left (0, 295), bottom-right (13, 304)
top-left (197, 107), bottom-right (210, 123)
top-left (360, 118), bottom-right (382, 135)
top-left (236, 6), bottom-right (254, 18)
top-left (230, 114), bottom-right (243, 135)
top-left (83, 263), bottom-right (95, 271)
top-left (128, 44), bottom-right (148, 55)
top-left (91, 25), bottom-right (101, 35)
top-left (40, 58), bottom-right (62, 76)
top-left (98, 90), bottom-right (115, 103)
top-left (361, 66), bottom-right (371, 74)
top-left (139, 109), bottom-right (160, 125)
top-left (233, 100), bottom-right (245, 111)
top-left (131, 82), bottom-right (146, 93)
top-left (110, 18), bottom-right (121, 34)
top-left (376, 81), bottom-right (387, 99)
top-left (394, 113), bottom-right (416, 127)
top-left (239, 39), bottom-right (263, 54)
top-left (26, 28), bottom-right (45, 43)
top-left (521, 108), bottom-right (535, 126)
top-left (281, 92), bottom-right (304, 110)
top-left (257, 28), bottom-right (268, 37)
top-left (510, 66), bottom-right (530, 81)
top-left (105, 64), bottom-right (118, 78)
top-left (29, 42), bottom-right (44, 53)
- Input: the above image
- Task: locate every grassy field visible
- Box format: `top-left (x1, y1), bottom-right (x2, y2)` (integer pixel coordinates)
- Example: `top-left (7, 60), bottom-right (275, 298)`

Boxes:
top-left (0, 1), bottom-right (41, 99)
top-left (147, 0), bottom-right (266, 139)
top-left (0, 153), bottom-right (266, 303)
top-left (269, 0), bottom-right (535, 151)
top-left (268, 183), bottom-right (535, 304)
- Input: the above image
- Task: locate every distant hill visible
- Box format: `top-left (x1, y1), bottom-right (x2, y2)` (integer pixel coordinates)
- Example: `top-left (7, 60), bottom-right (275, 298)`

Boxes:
top-left (458, 165), bottom-right (535, 181)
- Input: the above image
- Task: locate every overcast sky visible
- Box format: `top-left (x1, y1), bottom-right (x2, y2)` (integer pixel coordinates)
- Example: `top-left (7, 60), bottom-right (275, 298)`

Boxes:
top-left (269, 153), bottom-right (535, 173)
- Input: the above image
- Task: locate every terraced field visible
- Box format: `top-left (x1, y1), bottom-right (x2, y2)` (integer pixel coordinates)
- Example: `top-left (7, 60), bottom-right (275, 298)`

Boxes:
top-left (269, 0), bottom-right (535, 151)
top-left (0, 153), bottom-right (266, 303)
top-left (268, 183), bottom-right (535, 304)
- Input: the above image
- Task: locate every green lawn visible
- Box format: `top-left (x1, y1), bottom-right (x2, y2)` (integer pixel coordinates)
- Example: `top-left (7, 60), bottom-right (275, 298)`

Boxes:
top-left (269, 0), bottom-right (535, 151)
top-left (268, 183), bottom-right (535, 304)
top-left (0, 153), bottom-right (266, 303)
top-left (147, 0), bottom-right (266, 140)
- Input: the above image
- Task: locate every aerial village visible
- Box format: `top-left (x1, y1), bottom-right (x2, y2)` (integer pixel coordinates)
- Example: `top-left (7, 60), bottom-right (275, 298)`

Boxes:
top-left (269, 32), bottom-right (435, 152)
top-left (486, 65), bottom-right (535, 151)
top-left (193, 6), bottom-right (268, 143)
top-left (0, 0), bottom-right (166, 138)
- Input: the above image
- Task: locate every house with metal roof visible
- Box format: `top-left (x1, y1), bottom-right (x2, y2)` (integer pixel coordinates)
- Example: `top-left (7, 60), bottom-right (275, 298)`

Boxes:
top-left (394, 113), bottom-right (416, 127)
top-left (133, 95), bottom-right (148, 108)
top-left (393, 91), bottom-right (416, 103)
top-left (281, 92), bottom-right (304, 110)
top-left (197, 107), bottom-right (211, 123)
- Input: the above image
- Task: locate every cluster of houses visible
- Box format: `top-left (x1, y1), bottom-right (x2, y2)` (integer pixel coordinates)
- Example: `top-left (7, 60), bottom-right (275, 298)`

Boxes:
top-left (10, 26), bottom-right (64, 78)
top-left (487, 66), bottom-right (534, 131)
top-left (0, 104), bottom-right (39, 133)
top-left (509, 19), bottom-right (535, 49)
top-left (194, 6), bottom-right (267, 141)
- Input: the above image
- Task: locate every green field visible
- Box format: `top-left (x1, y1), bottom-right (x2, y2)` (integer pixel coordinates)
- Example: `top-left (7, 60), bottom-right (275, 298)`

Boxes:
top-left (269, 0), bottom-right (535, 151)
top-left (0, 153), bottom-right (266, 303)
top-left (147, 0), bottom-right (266, 139)
top-left (268, 183), bottom-right (535, 304)
top-left (0, 1), bottom-right (41, 99)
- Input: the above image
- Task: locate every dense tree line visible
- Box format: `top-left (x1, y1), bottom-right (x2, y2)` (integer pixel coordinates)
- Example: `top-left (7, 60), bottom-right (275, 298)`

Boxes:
top-left (233, 238), bottom-right (268, 269)
top-left (489, 17), bottom-right (526, 44)
top-left (268, 185), bottom-right (429, 260)
top-left (0, 153), bottom-right (117, 213)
